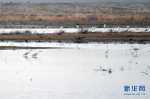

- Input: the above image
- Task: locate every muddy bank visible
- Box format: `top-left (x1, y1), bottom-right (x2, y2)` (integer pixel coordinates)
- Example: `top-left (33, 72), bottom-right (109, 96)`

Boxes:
top-left (0, 33), bottom-right (150, 43)
top-left (0, 32), bottom-right (150, 49)
top-left (0, 46), bottom-right (72, 50)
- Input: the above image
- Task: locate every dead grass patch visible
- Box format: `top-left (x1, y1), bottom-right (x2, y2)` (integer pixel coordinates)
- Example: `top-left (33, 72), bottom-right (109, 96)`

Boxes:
top-left (0, 13), bottom-right (149, 22)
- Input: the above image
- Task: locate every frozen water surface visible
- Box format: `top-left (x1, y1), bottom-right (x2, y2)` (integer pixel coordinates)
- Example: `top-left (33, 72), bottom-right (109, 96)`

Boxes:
top-left (0, 43), bottom-right (150, 99)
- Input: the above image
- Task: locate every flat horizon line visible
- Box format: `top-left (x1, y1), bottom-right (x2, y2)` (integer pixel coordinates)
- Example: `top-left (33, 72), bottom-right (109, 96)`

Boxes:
top-left (0, 1), bottom-right (149, 3)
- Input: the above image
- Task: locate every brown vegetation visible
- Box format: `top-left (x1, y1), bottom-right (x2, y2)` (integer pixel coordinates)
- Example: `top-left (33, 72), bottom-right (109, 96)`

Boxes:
top-left (0, 46), bottom-right (68, 50)
top-left (0, 3), bottom-right (149, 28)
top-left (0, 33), bottom-right (150, 42)
top-left (0, 13), bottom-right (149, 22)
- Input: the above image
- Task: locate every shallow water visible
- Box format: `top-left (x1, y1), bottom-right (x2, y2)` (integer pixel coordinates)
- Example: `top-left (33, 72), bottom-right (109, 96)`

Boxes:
top-left (0, 43), bottom-right (150, 99)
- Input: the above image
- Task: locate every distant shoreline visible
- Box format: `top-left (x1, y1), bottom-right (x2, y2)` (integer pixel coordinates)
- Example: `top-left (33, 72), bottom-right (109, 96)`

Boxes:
top-left (0, 32), bottom-right (150, 50)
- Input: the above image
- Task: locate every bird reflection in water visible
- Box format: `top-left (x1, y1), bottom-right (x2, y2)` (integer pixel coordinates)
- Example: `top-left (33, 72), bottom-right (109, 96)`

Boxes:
top-left (23, 55), bottom-right (28, 59)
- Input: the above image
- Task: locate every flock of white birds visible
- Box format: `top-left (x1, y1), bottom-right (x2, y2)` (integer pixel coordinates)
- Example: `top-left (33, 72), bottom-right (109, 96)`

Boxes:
top-left (0, 25), bottom-right (149, 34)
top-left (23, 50), bottom-right (42, 58)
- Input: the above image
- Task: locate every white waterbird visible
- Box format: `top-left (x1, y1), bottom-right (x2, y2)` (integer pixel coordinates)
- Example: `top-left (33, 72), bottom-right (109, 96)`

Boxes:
top-left (104, 24), bottom-right (106, 28)
top-left (23, 50), bottom-right (32, 56)
top-left (32, 51), bottom-right (42, 57)
top-left (145, 26), bottom-right (149, 31)
top-left (131, 46), bottom-right (140, 55)
top-left (105, 45), bottom-right (108, 55)
top-left (76, 25), bottom-right (79, 29)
